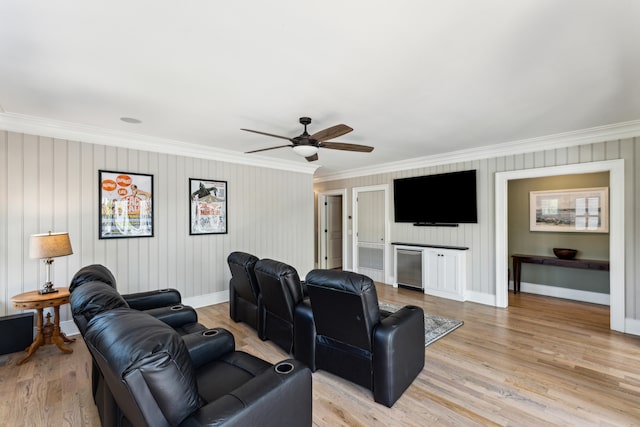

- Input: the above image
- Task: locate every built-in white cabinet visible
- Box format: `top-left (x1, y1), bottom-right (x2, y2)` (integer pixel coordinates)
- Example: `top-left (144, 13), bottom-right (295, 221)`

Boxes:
top-left (393, 243), bottom-right (468, 301)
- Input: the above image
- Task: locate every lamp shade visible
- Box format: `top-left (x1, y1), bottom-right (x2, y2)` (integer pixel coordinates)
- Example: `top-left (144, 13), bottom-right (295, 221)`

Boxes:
top-left (292, 145), bottom-right (318, 158)
top-left (29, 232), bottom-right (73, 259)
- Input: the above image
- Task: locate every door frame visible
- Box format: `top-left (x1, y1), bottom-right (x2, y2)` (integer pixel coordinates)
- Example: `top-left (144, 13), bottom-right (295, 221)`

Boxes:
top-left (352, 184), bottom-right (392, 284)
top-left (495, 159), bottom-right (625, 332)
top-left (317, 188), bottom-right (348, 270)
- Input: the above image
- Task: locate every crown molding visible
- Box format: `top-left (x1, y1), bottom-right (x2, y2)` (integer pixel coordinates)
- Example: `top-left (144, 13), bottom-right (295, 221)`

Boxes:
top-left (0, 112), bottom-right (319, 175)
top-left (314, 119), bottom-right (640, 183)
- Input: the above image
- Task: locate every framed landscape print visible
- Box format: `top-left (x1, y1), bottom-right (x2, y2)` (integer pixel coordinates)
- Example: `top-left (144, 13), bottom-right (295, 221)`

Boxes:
top-left (189, 178), bottom-right (227, 235)
top-left (529, 187), bottom-right (609, 233)
top-left (99, 170), bottom-right (154, 239)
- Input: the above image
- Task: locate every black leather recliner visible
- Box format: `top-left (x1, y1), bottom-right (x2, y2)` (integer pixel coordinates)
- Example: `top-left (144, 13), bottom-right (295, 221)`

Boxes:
top-left (253, 259), bottom-right (309, 354)
top-left (83, 307), bottom-right (312, 426)
top-left (69, 264), bottom-right (205, 335)
top-left (302, 269), bottom-right (425, 407)
top-left (69, 264), bottom-right (207, 425)
top-left (227, 251), bottom-right (262, 333)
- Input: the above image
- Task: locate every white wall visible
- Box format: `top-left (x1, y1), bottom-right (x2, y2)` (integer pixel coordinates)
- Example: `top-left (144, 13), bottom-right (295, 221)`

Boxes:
top-left (314, 138), bottom-right (640, 321)
top-left (0, 130), bottom-right (315, 321)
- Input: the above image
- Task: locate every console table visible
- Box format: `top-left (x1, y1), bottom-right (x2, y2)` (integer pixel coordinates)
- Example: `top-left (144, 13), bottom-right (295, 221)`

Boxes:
top-left (511, 254), bottom-right (610, 294)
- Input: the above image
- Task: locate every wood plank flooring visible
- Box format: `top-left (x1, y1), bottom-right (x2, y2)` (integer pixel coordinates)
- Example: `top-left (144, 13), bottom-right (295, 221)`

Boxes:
top-left (1, 285), bottom-right (639, 426)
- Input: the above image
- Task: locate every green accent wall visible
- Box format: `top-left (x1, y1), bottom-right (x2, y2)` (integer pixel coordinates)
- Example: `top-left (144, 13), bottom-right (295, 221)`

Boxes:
top-left (508, 172), bottom-right (610, 294)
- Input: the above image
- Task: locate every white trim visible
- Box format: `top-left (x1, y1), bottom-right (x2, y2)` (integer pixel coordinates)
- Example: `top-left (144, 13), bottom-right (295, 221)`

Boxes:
top-left (183, 290), bottom-right (228, 308)
top-left (495, 159), bottom-right (625, 333)
top-left (515, 281), bottom-right (610, 306)
top-left (62, 290), bottom-right (229, 337)
top-left (317, 189), bottom-right (348, 270)
top-left (464, 290), bottom-right (496, 306)
top-left (625, 318), bottom-right (640, 336)
top-left (0, 112), bottom-right (318, 175)
top-left (61, 319), bottom-right (80, 337)
top-left (315, 119), bottom-right (640, 182)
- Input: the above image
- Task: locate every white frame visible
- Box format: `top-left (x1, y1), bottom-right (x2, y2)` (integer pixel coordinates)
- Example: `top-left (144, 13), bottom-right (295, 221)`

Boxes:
top-left (495, 159), bottom-right (624, 332)
top-left (529, 187), bottom-right (609, 233)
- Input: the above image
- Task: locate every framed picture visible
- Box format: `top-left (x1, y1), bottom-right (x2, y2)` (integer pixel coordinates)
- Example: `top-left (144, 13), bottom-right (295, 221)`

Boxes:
top-left (189, 178), bottom-right (227, 235)
top-left (529, 187), bottom-right (609, 233)
top-left (99, 170), bottom-right (154, 239)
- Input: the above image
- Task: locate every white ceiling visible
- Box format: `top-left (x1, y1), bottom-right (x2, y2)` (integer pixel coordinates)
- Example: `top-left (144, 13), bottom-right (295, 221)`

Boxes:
top-left (1, 1), bottom-right (639, 179)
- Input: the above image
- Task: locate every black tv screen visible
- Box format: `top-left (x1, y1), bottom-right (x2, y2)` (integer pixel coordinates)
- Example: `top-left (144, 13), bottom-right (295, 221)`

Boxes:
top-left (393, 170), bottom-right (478, 224)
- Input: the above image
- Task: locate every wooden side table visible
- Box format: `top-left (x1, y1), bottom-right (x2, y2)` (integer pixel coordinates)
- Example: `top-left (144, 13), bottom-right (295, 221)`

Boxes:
top-left (11, 286), bottom-right (75, 365)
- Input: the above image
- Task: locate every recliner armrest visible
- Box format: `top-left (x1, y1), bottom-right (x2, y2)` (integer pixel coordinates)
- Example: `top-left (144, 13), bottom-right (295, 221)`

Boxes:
top-left (123, 288), bottom-right (182, 310)
top-left (293, 300), bottom-right (316, 371)
top-left (181, 359), bottom-right (312, 427)
top-left (144, 304), bottom-right (199, 328)
top-left (181, 328), bottom-right (236, 369)
top-left (372, 305), bottom-right (425, 407)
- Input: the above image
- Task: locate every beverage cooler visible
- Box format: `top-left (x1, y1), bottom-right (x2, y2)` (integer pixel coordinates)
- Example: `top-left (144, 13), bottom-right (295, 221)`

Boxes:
top-left (395, 249), bottom-right (423, 290)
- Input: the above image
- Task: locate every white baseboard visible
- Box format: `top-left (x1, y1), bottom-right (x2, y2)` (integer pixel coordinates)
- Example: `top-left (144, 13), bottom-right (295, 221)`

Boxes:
top-left (61, 320), bottom-right (80, 337)
top-left (465, 290), bottom-right (496, 306)
top-left (61, 290), bottom-right (230, 337)
top-left (625, 318), bottom-right (640, 336)
top-left (61, 287), bottom-right (639, 340)
top-left (513, 281), bottom-right (610, 306)
top-left (183, 290), bottom-right (229, 308)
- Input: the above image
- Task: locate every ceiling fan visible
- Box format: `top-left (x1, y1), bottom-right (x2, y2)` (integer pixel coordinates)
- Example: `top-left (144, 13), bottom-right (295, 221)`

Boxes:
top-left (241, 117), bottom-right (374, 162)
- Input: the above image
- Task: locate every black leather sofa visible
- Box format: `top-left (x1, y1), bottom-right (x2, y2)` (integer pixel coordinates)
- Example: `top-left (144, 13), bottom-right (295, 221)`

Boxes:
top-left (84, 308), bottom-right (312, 426)
top-left (70, 265), bottom-right (312, 426)
top-left (301, 269), bottom-right (425, 407)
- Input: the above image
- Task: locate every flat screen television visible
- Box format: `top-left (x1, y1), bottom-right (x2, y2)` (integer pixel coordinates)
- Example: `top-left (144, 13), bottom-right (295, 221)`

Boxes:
top-left (393, 170), bottom-right (478, 225)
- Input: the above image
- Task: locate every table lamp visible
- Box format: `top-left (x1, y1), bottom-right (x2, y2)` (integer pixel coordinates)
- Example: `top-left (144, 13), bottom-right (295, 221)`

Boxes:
top-left (29, 231), bottom-right (73, 294)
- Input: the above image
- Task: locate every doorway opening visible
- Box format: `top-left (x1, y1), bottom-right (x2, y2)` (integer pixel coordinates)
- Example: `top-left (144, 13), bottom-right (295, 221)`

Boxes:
top-left (317, 189), bottom-right (348, 271)
top-left (495, 159), bottom-right (625, 332)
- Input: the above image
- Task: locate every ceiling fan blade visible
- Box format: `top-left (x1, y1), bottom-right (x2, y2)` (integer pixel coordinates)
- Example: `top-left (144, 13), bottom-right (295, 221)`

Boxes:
top-left (320, 141), bottom-right (374, 152)
top-left (245, 144), bottom-right (293, 154)
top-left (310, 124), bottom-right (353, 142)
top-left (241, 128), bottom-right (293, 141)
top-left (305, 153), bottom-right (319, 162)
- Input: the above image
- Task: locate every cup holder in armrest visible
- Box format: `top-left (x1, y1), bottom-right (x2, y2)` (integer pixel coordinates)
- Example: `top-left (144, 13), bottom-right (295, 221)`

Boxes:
top-left (170, 304), bottom-right (184, 311)
top-left (275, 362), bottom-right (294, 374)
top-left (202, 329), bottom-right (220, 337)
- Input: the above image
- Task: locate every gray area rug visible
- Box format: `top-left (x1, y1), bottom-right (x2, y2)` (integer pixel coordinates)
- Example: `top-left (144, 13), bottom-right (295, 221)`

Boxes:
top-left (379, 301), bottom-right (463, 347)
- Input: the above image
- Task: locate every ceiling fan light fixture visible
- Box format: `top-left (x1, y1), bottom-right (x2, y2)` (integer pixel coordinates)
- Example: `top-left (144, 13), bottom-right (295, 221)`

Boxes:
top-left (292, 145), bottom-right (318, 157)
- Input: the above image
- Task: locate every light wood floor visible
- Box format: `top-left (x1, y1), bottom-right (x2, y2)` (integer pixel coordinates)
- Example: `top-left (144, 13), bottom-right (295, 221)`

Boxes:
top-left (2, 285), bottom-right (640, 426)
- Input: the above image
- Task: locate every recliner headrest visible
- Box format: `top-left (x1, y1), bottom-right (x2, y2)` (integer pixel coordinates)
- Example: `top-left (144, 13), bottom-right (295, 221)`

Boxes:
top-left (227, 251), bottom-right (259, 268)
top-left (69, 281), bottom-right (129, 335)
top-left (305, 269), bottom-right (376, 295)
top-left (69, 264), bottom-right (117, 292)
top-left (254, 258), bottom-right (299, 279)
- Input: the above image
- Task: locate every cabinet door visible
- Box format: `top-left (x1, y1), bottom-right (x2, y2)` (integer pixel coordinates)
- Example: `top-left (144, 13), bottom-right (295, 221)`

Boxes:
top-left (424, 250), bottom-right (440, 290)
top-left (424, 249), bottom-right (462, 297)
top-left (439, 252), bottom-right (459, 294)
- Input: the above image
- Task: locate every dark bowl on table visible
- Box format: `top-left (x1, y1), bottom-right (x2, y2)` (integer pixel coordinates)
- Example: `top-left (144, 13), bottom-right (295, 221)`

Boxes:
top-left (553, 248), bottom-right (577, 260)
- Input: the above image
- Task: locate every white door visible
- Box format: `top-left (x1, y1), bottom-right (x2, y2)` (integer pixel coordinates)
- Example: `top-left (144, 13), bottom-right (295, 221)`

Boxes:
top-left (353, 185), bottom-right (389, 283)
top-left (326, 195), bottom-right (343, 269)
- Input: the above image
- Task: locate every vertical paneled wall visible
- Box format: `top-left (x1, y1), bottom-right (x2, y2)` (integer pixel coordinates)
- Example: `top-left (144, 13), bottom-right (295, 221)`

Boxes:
top-left (0, 130), bottom-right (315, 317)
top-left (314, 138), bottom-right (640, 319)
